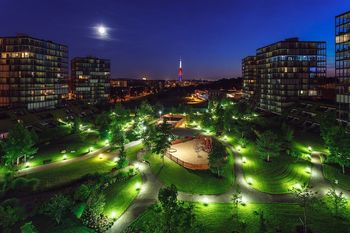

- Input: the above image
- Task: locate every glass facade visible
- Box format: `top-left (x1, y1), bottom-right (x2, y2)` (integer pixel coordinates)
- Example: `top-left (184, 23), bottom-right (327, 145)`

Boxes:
top-left (0, 35), bottom-right (68, 110)
top-left (335, 11), bottom-right (350, 120)
top-left (242, 56), bottom-right (258, 100)
top-left (71, 57), bottom-right (110, 104)
top-left (255, 38), bottom-right (326, 114)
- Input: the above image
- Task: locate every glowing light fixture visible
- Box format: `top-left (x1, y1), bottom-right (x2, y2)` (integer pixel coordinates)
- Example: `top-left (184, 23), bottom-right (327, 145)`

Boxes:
top-left (308, 146), bottom-right (312, 151)
top-left (63, 154), bottom-right (67, 160)
top-left (247, 177), bottom-right (253, 185)
top-left (242, 157), bottom-right (247, 164)
top-left (202, 197), bottom-right (209, 205)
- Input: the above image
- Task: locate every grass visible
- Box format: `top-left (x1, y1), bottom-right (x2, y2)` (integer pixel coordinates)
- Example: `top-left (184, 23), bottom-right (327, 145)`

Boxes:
top-left (144, 147), bottom-right (234, 194)
top-left (132, 202), bottom-right (350, 233)
top-left (23, 132), bottom-right (106, 169)
top-left (239, 143), bottom-right (312, 194)
top-left (24, 145), bottom-right (142, 189)
top-left (323, 163), bottom-right (350, 191)
top-left (28, 214), bottom-right (94, 233)
top-left (126, 143), bottom-right (143, 161)
top-left (104, 173), bottom-right (142, 219)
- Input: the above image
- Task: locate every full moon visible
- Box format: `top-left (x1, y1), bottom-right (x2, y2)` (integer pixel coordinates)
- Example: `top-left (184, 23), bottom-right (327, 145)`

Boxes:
top-left (97, 25), bottom-right (107, 36)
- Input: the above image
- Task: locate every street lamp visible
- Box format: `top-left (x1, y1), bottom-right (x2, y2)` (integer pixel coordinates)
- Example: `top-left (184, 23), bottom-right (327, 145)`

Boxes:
top-left (158, 110), bottom-right (162, 116)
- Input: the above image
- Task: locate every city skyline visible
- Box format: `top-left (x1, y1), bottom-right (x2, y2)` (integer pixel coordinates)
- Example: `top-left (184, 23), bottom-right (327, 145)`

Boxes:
top-left (0, 0), bottom-right (349, 80)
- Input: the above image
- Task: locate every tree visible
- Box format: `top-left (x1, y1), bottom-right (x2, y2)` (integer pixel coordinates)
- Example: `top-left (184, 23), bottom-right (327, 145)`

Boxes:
top-left (72, 117), bottom-right (82, 134)
top-left (281, 123), bottom-right (294, 154)
top-left (1, 123), bottom-right (37, 168)
top-left (320, 111), bottom-right (338, 146)
top-left (42, 194), bottom-right (71, 224)
top-left (256, 130), bottom-right (281, 162)
top-left (208, 140), bottom-right (227, 177)
top-left (95, 112), bottom-right (111, 139)
top-left (20, 222), bottom-right (38, 233)
top-left (74, 184), bottom-right (92, 202)
top-left (151, 121), bottom-right (172, 166)
top-left (255, 210), bottom-right (267, 233)
top-left (117, 145), bottom-right (128, 169)
top-left (327, 127), bottom-right (350, 174)
top-left (109, 122), bottom-right (125, 149)
top-left (291, 184), bottom-right (317, 233)
top-left (0, 199), bottom-right (25, 233)
top-left (325, 187), bottom-right (348, 217)
top-left (231, 189), bottom-right (244, 230)
top-left (86, 191), bottom-right (106, 218)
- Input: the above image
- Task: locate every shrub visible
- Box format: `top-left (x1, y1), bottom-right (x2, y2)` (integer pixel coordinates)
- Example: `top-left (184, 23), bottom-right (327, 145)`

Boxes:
top-left (81, 208), bottom-right (114, 233)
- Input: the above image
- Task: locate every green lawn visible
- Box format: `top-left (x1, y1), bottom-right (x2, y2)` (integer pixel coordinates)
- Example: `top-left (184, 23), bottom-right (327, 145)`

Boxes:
top-left (104, 173), bottom-right (142, 219)
top-left (24, 145), bottom-right (142, 189)
top-left (28, 214), bottom-right (94, 233)
top-left (132, 202), bottom-right (350, 233)
top-left (323, 163), bottom-right (350, 191)
top-left (23, 132), bottom-right (106, 169)
top-left (126, 143), bottom-right (143, 161)
top-left (144, 147), bottom-right (234, 194)
top-left (239, 143), bottom-right (312, 194)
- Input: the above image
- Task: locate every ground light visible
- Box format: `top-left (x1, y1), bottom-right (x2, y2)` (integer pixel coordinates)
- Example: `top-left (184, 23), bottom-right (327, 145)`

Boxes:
top-left (63, 154), bottom-right (67, 160)
top-left (89, 147), bottom-right (94, 152)
top-left (293, 183), bottom-right (302, 190)
top-left (136, 182), bottom-right (141, 191)
top-left (25, 162), bottom-right (30, 168)
top-left (105, 140), bottom-right (110, 146)
top-left (110, 211), bottom-right (117, 219)
top-left (202, 197), bottom-right (209, 206)
top-left (305, 167), bottom-right (311, 174)
top-left (113, 157), bottom-right (119, 163)
top-left (99, 154), bottom-right (103, 159)
top-left (236, 145), bottom-right (241, 152)
top-left (308, 146), bottom-right (313, 152)
top-left (247, 177), bottom-right (253, 185)
top-left (242, 157), bottom-right (247, 164)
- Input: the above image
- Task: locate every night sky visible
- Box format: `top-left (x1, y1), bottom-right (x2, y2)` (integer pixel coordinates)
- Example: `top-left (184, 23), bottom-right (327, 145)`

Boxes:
top-left (1, 0), bottom-right (349, 79)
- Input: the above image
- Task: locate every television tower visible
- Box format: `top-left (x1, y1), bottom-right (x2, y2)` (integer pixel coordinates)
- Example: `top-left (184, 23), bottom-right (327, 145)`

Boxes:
top-left (178, 58), bottom-right (183, 81)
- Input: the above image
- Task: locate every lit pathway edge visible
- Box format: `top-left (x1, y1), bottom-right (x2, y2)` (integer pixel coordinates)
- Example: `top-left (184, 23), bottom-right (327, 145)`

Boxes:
top-left (108, 141), bottom-right (350, 233)
top-left (16, 139), bottom-right (143, 176)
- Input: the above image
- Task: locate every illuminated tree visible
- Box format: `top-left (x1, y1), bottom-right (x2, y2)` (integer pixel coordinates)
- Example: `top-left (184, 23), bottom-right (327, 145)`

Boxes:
top-left (256, 130), bottom-right (281, 162)
top-left (208, 140), bottom-right (227, 177)
top-left (1, 123), bottom-right (37, 168)
top-left (291, 183), bottom-right (317, 233)
top-left (325, 187), bottom-right (348, 217)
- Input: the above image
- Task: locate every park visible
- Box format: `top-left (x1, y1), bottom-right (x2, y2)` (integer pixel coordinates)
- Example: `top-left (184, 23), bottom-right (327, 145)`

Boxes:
top-left (0, 99), bottom-right (350, 233)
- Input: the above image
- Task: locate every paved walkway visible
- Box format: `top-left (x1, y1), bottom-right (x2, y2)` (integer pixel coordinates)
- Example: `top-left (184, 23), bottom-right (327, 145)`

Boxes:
top-left (108, 141), bottom-right (350, 233)
top-left (107, 150), bottom-right (162, 233)
top-left (13, 136), bottom-right (350, 232)
top-left (17, 140), bottom-right (142, 176)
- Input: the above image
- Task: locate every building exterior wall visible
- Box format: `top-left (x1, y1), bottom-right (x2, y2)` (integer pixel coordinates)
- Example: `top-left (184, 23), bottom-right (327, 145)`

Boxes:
top-left (253, 38), bottom-right (326, 114)
top-left (335, 11), bottom-right (350, 120)
top-left (71, 57), bottom-right (110, 104)
top-left (242, 56), bottom-right (258, 100)
top-left (0, 35), bottom-right (68, 110)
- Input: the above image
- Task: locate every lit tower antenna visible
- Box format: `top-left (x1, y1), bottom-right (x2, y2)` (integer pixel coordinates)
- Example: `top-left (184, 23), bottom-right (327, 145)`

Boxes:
top-left (178, 58), bottom-right (183, 82)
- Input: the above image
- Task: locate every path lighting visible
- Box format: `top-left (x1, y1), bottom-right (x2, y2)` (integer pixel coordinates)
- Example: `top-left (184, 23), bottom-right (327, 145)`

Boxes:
top-left (308, 146), bottom-right (312, 152)
top-left (203, 197), bottom-right (209, 206)
top-left (89, 147), bottom-right (94, 152)
top-left (247, 177), bottom-right (253, 185)
top-left (63, 154), bottom-right (67, 160)
top-left (158, 110), bottom-right (162, 116)
top-left (99, 154), bottom-right (103, 159)
top-left (236, 145), bottom-right (241, 152)
top-left (105, 140), bottom-right (110, 145)
top-left (113, 157), bottom-right (119, 163)
top-left (25, 162), bottom-right (30, 168)
top-left (136, 182), bottom-right (141, 191)
top-left (294, 183), bottom-right (302, 190)
top-left (111, 211), bottom-right (117, 219)
top-left (305, 167), bottom-right (311, 174)
top-left (242, 157), bottom-right (247, 164)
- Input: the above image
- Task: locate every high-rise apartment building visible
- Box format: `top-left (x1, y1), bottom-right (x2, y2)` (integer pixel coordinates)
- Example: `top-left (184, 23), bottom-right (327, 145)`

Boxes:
top-left (335, 11), bottom-right (350, 121)
top-left (71, 57), bottom-right (110, 104)
top-left (0, 34), bottom-right (68, 110)
top-left (242, 56), bottom-right (258, 101)
top-left (243, 38), bottom-right (326, 114)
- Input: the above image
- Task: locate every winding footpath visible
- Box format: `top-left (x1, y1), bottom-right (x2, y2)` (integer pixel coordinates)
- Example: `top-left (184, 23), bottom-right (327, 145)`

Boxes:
top-left (12, 136), bottom-right (350, 233)
top-left (108, 141), bottom-right (350, 233)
